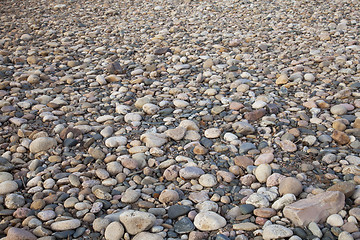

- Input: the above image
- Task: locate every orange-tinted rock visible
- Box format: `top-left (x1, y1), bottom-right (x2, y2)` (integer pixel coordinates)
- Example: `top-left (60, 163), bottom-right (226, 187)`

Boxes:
top-left (234, 156), bottom-right (254, 168)
top-left (244, 108), bottom-right (267, 121)
top-left (331, 130), bottom-right (350, 145)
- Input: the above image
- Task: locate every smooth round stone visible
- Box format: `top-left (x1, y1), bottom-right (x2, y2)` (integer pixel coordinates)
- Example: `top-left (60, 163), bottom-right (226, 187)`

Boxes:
top-left (303, 135), bottom-right (317, 146)
top-left (196, 201), bottom-right (219, 212)
top-left (0, 172), bottom-right (13, 183)
top-left (327, 214), bottom-right (344, 227)
top-left (37, 210), bottom-right (56, 221)
top-left (173, 99), bottom-right (189, 108)
top-left (262, 224), bottom-right (293, 240)
top-left (304, 73), bottom-right (315, 82)
top-left (119, 210), bottom-right (156, 235)
top-left (239, 204), bottom-right (255, 214)
top-left (0, 181), bottom-right (18, 195)
top-left (174, 217), bottom-right (195, 233)
top-left (104, 221), bottom-right (124, 240)
top-left (254, 164), bottom-right (272, 183)
top-left (279, 177), bottom-right (303, 196)
top-left (330, 105), bottom-right (348, 115)
top-left (5, 194), bottom-right (25, 209)
top-left (159, 189), bottom-right (179, 204)
top-left (93, 218), bottom-right (111, 232)
top-left (199, 174), bottom-right (217, 187)
top-left (100, 126), bottom-right (114, 138)
top-left (254, 153), bottom-right (274, 165)
top-left (204, 128), bottom-right (221, 138)
top-left (43, 178), bottom-right (56, 189)
top-left (179, 166), bottom-right (205, 179)
top-left (338, 231), bottom-right (355, 240)
top-left (29, 137), bottom-right (57, 153)
top-left (168, 205), bottom-right (191, 219)
top-left (308, 222), bottom-right (322, 238)
top-left (6, 227), bottom-right (37, 240)
top-left (50, 219), bottom-right (81, 231)
top-left (224, 132), bottom-right (238, 141)
top-left (193, 211), bottom-right (226, 231)
top-left (253, 208), bottom-right (277, 218)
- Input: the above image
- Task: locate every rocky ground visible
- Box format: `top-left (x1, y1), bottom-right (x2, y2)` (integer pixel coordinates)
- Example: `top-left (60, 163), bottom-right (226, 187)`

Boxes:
top-left (0, 0), bottom-right (359, 239)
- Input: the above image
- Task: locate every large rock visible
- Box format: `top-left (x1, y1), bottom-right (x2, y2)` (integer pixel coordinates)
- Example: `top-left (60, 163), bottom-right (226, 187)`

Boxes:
top-left (119, 210), bottom-right (156, 235)
top-left (193, 211), bottom-right (226, 231)
top-left (283, 191), bottom-right (345, 226)
top-left (6, 227), bottom-right (37, 240)
top-left (29, 137), bottom-right (57, 153)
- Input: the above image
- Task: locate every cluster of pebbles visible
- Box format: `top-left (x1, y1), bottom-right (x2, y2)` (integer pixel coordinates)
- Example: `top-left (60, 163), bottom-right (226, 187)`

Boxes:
top-left (0, 0), bottom-right (360, 239)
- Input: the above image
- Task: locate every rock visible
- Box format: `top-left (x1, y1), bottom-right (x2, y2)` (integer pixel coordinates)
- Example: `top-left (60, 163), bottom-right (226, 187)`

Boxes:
top-left (338, 231), bottom-right (354, 240)
top-left (119, 210), bottom-right (156, 235)
top-left (279, 177), bottom-right (303, 196)
top-left (233, 222), bottom-right (259, 231)
top-left (254, 164), bottom-right (272, 183)
top-left (254, 153), bottom-right (274, 165)
top-left (165, 126), bottom-right (187, 141)
top-left (332, 130), bottom-right (350, 145)
top-left (193, 211), bottom-right (226, 231)
top-left (272, 194), bottom-right (296, 210)
top-left (105, 136), bottom-right (127, 148)
top-left (143, 103), bottom-right (160, 115)
top-left (253, 208), bottom-right (277, 218)
top-left (179, 166), bottom-right (205, 179)
top-left (308, 222), bottom-right (322, 238)
top-left (121, 189), bottom-right (141, 203)
top-left (283, 191), bottom-right (345, 226)
top-left (6, 227), bottom-right (37, 240)
top-left (50, 219), bottom-right (81, 231)
top-left (276, 74), bottom-right (288, 85)
top-left (204, 128), bottom-right (221, 138)
top-left (245, 108), bottom-right (267, 121)
top-left (132, 232), bottom-right (164, 240)
top-left (0, 180), bottom-right (18, 194)
top-left (330, 105), bottom-right (348, 115)
top-left (159, 189), bottom-right (179, 204)
top-left (29, 137), bottom-right (57, 153)
top-left (232, 122), bottom-right (255, 134)
top-left (246, 193), bottom-right (270, 208)
top-left (174, 217), bottom-right (195, 233)
top-left (104, 221), bottom-right (124, 240)
top-left (88, 147), bottom-right (105, 160)
top-left (327, 181), bottom-right (356, 198)
top-left (199, 174), bottom-right (217, 187)
top-left (262, 224), bottom-right (293, 240)
top-left (168, 205), bottom-right (191, 219)
top-left (140, 133), bottom-right (167, 147)
top-left (327, 214), bottom-right (344, 227)
top-left (279, 140), bottom-right (297, 152)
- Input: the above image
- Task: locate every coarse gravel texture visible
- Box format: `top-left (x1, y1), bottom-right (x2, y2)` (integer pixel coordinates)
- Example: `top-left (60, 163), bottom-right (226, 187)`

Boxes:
top-left (0, 0), bottom-right (360, 239)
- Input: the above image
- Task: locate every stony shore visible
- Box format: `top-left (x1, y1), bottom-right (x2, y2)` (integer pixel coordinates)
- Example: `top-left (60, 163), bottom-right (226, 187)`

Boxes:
top-left (0, 0), bottom-right (360, 239)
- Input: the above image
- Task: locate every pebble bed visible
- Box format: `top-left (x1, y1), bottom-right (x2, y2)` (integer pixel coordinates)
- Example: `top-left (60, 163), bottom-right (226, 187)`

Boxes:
top-left (0, 0), bottom-right (360, 239)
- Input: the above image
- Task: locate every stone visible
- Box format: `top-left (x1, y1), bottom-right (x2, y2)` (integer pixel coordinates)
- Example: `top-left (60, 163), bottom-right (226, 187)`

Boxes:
top-left (233, 222), bottom-right (259, 231)
top-left (88, 147), bottom-right (105, 160)
top-left (330, 105), bottom-right (348, 115)
top-left (119, 210), bottom-right (156, 235)
top-left (121, 189), bottom-right (141, 203)
top-left (308, 222), bottom-right (322, 238)
top-left (193, 211), bottom-right (226, 231)
top-left (169, 205), bottom-right (191, 220)
top-left (253, 208), bottom-right (277, 218)
top-left (232, 122), bottom-right (255, 134)
top-left (276, 74), bottom-right (288, 85)
top-left (327, 181), bottom-right (356, 198)
top-left (0, 180), bottom-right (18, 194)
top-left (327, 214), bottom-right (344, 227)
top-left (29, 137), bottom-right (57, 153)
top-left (140, 133), bottom-right (167, 147)
top-left (272, 194), bottom-right (296, 210)
top-left (132, 232), bottom-right (164, 240)
top-left (332, 130), bottom-right (350, 145)
top-left (283, 191), bottom-right (345, 226)
top-left (279, 140), bottom-right (297, 152)
top-left (279, 177), bottom-right (303, 196)
top-left (338, 231), bottom-right (354, 240)
top-left (246, 193), bottom-right (270, 208)
top-left (262, 224), bottom-right (293, 240)
top-left (104, 221), bottom-right (124, 240)
top-left (234, 156), bottom-right (254, 168)
top-left (174, 217), bottom-right (195, 233)
top-left (254, 164), bottom-right (272, 183)
top-left (179, 166), bottom-right (205, 179)
top-left (105, 136), bottom-right (127, 148)
top-left (6, 227), bottom-right (37, 240)
top-left (165, 126), bottom-right (187, 141)
top-left (254, 153), bottom-right (274, 165)
top-left (199, 174), bottom-right (217, 187)
top-left (143, 103), bottom-right (160, 115)
top-left (204, 128), bottom-right (221, 138)
top-left (50, 219), bottom-right (81, 231)
top-left (159, 189), bottom-right (179, 204)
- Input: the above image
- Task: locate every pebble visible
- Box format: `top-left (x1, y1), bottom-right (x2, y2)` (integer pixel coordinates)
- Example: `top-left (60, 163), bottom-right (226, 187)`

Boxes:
top-left (262, 224), bottom-right (293, 240)
top-left (119, 210), bottom-right (156, 235)
top-left (279, 177), bottom-right (303, 196)
top-left (193, 211), bottom-right (226, 231)
top-left (6, 227), bottom-right (37, 240)
top-left (50, 219), bottom-right (81, 231)
top-left (254, 164), bottom-right (272, 183)
top-left (29, 137), bottom-right (57, 153)
top-left (104, 221), bottom-right (125, 240)
top-left (0, 180), bottom-right (18, 194)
